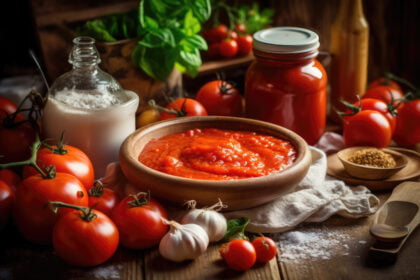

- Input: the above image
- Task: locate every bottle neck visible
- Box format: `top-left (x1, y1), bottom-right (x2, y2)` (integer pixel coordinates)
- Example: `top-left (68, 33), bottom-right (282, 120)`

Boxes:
top-left (336, 0), bottom-right (366, 23)
top-left (69, 37), bottom-right (101, 68)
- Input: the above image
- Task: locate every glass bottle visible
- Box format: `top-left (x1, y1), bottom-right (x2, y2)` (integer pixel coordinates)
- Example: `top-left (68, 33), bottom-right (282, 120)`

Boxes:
top-left (245, 27), bottom-right (327, 145)
top-left (42, 37), bottom-right (139, 177)
top-left (329, 0), bottom-right (369, 122)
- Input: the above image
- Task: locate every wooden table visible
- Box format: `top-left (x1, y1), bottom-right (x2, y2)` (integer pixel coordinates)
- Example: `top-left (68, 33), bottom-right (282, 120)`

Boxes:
top-left (1, 191), bottom-right (419, 280)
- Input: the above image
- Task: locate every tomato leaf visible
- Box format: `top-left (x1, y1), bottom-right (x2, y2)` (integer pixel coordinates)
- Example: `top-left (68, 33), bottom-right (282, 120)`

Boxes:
top-left (224, 217), bottom-right (250, 241)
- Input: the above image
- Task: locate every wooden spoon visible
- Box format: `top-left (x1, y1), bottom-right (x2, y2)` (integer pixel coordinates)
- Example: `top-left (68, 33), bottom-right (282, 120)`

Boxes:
top-left (370, 181), bottom-right (420, 254)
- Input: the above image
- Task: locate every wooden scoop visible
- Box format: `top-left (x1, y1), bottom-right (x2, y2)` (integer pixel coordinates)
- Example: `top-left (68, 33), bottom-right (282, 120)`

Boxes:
top-left (369, 181), bottom-right (420, 254)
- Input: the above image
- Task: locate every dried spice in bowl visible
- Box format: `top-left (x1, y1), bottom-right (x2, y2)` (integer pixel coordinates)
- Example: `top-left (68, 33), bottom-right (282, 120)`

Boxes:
top-left (347, 148), bottom-right (396, 168)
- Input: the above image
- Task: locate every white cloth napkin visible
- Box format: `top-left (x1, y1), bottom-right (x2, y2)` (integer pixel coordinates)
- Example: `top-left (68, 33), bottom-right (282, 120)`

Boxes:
top-left (102, 132), bottom-right (380, 233)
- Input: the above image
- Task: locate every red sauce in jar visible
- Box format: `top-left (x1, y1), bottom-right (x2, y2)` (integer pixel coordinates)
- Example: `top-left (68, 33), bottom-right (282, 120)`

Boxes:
top-left (245, 27), bottom-right (327, 145)
top-left (138, 128), bottom-right (296, 180)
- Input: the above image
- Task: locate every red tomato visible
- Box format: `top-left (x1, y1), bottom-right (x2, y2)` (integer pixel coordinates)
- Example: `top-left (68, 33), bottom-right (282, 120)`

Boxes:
top-left (207, 43), bottom-right (220, 59)
top-left (393, 99), bottom-right (420, 147)
top-left (219, 239), bottom-right (256, 271)
top-left (203, 24), bottom-right (229, 43)
top-left (23, 144), bottom-right (95, 190)
top-left (13, 173), bottom-right (88, 244)
top-left (0, 180), bottom-right (15, 229)
top-left (111, 192), bottom-right (169, 249)
top-left (53, 208), bottom-right (119, 267)
top-left (88, 182), bottom-right (120, 216)
top-left (0, 97), bottom-right (18, 122)
top-left (196, 80), bottom-right (243, 116)
top-left (228, 30), bottom-right (238, 40)
top-left (343, 110), bottom-right (392, 148)
top-left (0, 169), bottom-right (20, 192)
top-left (159, 98), bottom-right (208, 120)
top-left (368, 77), bottom-right (403, 93)
top-left (235, 23), bottom-right (247, 34)
top-left (236, 35), bottom-right (253, 56)
top-left (0, 120), bottom-right (36, 163)
top-left (252, 236), bottom-right (278, 263)
top-left (362, 86), bottom-right (404, 107)
top-left (219, 39), bottom-right (238, 58)
top-left (343, 98), bottom-right (397, 134)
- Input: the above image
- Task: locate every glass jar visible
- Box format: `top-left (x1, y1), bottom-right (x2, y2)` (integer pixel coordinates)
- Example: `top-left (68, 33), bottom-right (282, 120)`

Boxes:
top-left (42, 37), bottom-right (139, 177)
top-left (245, 27), bottom-right (327, 145)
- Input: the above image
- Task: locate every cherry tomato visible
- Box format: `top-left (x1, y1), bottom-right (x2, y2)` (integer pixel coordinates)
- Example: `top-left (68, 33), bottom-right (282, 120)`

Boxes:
top-left (23, 144), bottom-right (95, 190)
top-left (203, 24), bottom-right (229, 43)
top-left (228, 30), bottom-right (238, 40)
top-left (88, 182), bottom-right (120, 216)
top-left (14, 173), bottom-right (88, 244)
top-left (196, 80), bottom-right (243, 116)
top-left (393, 99), bottom-right (420, 147)
top-left (362, 86), bottom-right (404, 107)
top-left (368, 77), bottom-right (403, 93)
top-left (136, 108), bottom-right (160, 128)
top-left (236, 35), bottom-right (253, 56)
top-left (219, 39), bottom-right (238, 58)
top-left (220, 239), bottom-right (256, 271)
top-left (343, 98), bottom-right (397, 134)
top-left (0, 180), bottom-right (14, 229)
top-left (53, 208), bottom-right (119, 267)
top-left (0, 169), bottom-right (20, 192)
top-left (207, 43), bottom-right (221, 59)
top-left (0, 120), bottom-right (36, 163)
top-left (252, 236), bottom-right (278, 263)
top-left (0, 97), bottom-right (18, 122)
top-left (111, 192), bottom-right (169, 249)
top-left (159, 98), bottom-right (208, 120)
top-left (235, 23), bottom-right (247, 34)
top-left (343, 110), bottom-right (392, 148)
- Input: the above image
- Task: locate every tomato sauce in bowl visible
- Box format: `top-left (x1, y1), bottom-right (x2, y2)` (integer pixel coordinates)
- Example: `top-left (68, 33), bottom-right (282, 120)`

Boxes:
top-left (138, 128), bottom-right (296, 180)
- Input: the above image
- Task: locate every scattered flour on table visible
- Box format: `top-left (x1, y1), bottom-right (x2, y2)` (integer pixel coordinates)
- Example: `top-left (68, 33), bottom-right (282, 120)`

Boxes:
top-left (273, 225), bottom-right (367, 263)
top-left (89, 264), bottom-right (122, 279)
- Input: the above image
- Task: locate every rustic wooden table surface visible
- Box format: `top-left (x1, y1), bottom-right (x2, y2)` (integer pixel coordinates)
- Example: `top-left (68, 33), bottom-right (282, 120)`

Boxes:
top-left (1, 191), bottom-right (419, 280)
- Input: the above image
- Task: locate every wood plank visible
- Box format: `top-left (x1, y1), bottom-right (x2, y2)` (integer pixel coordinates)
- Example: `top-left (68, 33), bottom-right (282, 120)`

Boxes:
top-left (276, 193), bottom-right (420, 280)
top-left (198, 54), bottom-right (254, 76)
top-left (144, 244), bottom-right (281, 280)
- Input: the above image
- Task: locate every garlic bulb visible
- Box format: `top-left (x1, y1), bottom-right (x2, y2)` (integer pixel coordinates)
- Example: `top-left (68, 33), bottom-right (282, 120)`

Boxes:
top-left (159, 220), bottom-right (209, 262)
top-left (181, 199), bottom-right (227, 242)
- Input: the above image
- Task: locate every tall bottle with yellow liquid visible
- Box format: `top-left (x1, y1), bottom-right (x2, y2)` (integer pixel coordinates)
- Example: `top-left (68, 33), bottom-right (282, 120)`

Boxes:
top-left (329, 0), bottom-right (369, 122)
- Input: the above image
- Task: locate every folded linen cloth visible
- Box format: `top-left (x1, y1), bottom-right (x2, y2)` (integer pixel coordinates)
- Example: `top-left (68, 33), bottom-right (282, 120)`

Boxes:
top-left (223, 147), bottom-right (380, 233)
top-left (102, 132), bottom-right (380, 233)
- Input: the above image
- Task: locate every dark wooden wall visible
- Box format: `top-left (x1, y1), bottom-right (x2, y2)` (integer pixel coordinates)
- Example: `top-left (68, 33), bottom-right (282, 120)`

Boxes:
top-left (271, 0), bottom-right (419, 87)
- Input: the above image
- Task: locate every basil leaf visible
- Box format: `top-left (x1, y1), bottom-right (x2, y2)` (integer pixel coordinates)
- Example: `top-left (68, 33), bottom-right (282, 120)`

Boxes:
top-left (82, 20), bottom-right (117, 42)
top-left (133, 45), bottom-right (177, 81)
top-left (138, 28), bottom-right (175, 48)
top-left (190, 0), bottom-right (211, 23)
top-left (181, 35), bottom-right (207, 51)
top-left (224, 217), bottom-right (250, 241)
top-left (183, 10), bottom-right (201, 36)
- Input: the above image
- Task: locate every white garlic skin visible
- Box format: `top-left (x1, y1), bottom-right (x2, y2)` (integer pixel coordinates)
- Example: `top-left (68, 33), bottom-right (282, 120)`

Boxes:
top-left (181, 209), bottom-right (227, 242)
top-left (159, 222), bottom-right (209, 262)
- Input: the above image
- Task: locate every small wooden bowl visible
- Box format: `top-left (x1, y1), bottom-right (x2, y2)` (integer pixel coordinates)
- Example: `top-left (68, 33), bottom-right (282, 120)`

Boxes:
top-left (119, 116), bottom-right (311, 211)
top-left (337, 147), bottom-right (408, 180)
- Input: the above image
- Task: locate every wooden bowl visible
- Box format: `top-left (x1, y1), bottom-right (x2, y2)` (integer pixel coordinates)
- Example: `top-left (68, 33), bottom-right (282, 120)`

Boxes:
top-left (337, 146), bottom-right (408, 180)
top-left (119, 116), bottom-right (311, 211)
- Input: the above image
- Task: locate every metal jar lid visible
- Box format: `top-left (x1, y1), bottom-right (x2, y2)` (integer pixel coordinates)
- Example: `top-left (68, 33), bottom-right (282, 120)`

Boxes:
top-left (253, 27), bottom-right (320, 54)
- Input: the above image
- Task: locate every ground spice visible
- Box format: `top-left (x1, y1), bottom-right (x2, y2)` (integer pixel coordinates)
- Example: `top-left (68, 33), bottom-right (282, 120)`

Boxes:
top-left (347, 148), bottom-right (396, 168)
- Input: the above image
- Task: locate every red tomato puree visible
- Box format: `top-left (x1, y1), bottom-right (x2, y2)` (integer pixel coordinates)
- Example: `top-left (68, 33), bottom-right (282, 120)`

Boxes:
top-left (138, 128), bottom-right (297, 180)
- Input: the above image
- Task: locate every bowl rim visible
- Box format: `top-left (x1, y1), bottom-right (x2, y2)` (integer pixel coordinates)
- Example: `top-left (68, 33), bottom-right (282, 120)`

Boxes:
top-left (120, 116), bottom-right (310, 188)
top-left (337, 146), bottom-right (408, 171)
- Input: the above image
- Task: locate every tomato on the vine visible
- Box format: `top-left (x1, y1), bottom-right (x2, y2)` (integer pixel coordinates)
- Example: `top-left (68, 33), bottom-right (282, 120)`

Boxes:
top-left (0, 169), bottom-right (20, 192)
top-left (0, 97), bottom-right (18, 122)
top-left (203, 24), bottom-right (229, 43)
top-left (88, 181), bottom-right (120, 216)
top-left (219, 39), bottom-right (238, 58)
top-left (235, 23), bottom-right (247, 34)
top-left (14, 173), bottom-right (88, 244)
top-left (252, 236), bottom-right (277, 263)
top-left (343, 98), bottom-right (397, 134)
top-left (159, 98), bottom-right (208, 120)
top-left (368, 77), bottom-right (403, 93)
top-left (111, 192), bottom-right (168, 249)
top-left (220, 239), bottom-right (257, 271)
top-left (207, 43), bottom-right (221, 59)
top-left (0, 180), bottom-right (14, 229)
top-left (52, 203), bottom-right (119, 267)
top-left (196, 80), bottom-right (243, 116)
top-left (343, 110), bottom-right (392, 148)
top-left (236, 35), bottom-right (253, 56)
top-left (23, 144), bottom-right (95, 190)
top-left (363, 86), bottom-right (404, 107)
top-left (0, 119), bottom-right (36, 163)
top-left (393, 99), bottom-right (420, 147)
